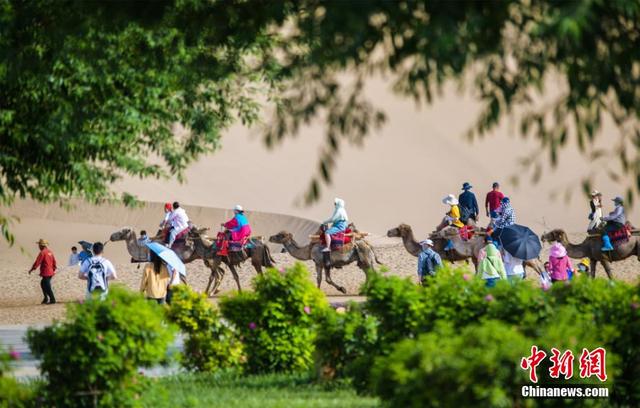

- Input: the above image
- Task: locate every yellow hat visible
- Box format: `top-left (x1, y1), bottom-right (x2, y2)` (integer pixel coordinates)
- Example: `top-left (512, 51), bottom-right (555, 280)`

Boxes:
top-left (36, 239), bottom-right (49, 246)
top-left (579, 258), bottom-right (590, 267)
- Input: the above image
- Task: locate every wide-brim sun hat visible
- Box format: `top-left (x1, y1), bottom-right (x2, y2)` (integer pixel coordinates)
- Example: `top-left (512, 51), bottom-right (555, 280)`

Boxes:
top-left (36, 239), bottom-right (49, 246)
top-left (613, 196), bottom-right (624, 204)
top-left (462, 182), bottom-right (472, 190)
top-left (442, 194), bottom-right (459, 206)
top-left (419, 239), bottom-right (434, 247)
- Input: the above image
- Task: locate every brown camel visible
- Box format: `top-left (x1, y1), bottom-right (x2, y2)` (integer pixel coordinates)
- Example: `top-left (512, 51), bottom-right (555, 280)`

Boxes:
top-left (541, 229), bottom-right (640, 279)
top-left (268, 230), bottom-right (383, 294)
top-left (109, 227), bottom-right (200, 263)
top-left (387, 223), bottom-right (544, 275)
top-left (188, 227), bottom-right (276, 295)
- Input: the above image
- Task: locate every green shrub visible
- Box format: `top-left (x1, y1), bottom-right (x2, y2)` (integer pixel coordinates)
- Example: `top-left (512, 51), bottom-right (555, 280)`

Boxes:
top-left (371, 320), bottom-right (533, 408)
top-left (220, 264), bottom-right (330, 373)
top-left (0, 345), bottom-right (32, 408)
top-left (314, 304), bottom-right (378, 383)
top-left (165, 285), bottom-right (243, 372)
top-left (27, 286), bottom-right (175, 407)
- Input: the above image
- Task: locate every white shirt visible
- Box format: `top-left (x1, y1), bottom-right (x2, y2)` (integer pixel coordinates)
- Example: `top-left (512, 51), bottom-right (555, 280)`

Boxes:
top-left (68, 253), bottom-right (81, 266)
top-left (502, 251), bottom-right (524, 276)
top-left (160, 211), bottom-right (171, 227)
top-left (80, 256), bottom-right (117, 293)
top-left (170, 207), bottom-right (190, 230)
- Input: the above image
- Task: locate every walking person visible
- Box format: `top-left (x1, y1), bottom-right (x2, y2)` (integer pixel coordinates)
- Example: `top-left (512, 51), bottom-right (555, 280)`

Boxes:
top-left (548, 242), bottom-right (573, 283)
top-left (417, 239), bottom-right (442, 284)
top-left (458, 182), bottom-right (479, 224)
top-left (67, 246), bottom-right (81, 267)
top-left (28, 239), bottom-right (57, 305)
top-left (502, 250), bottom-right (524, 282)
top-left (485, 182), bottom-right (505, 219)
top-left (140, 252), bottom-right (170, 304)
top-left (477, 238), bottom-right (506, 288)
top-left (78, 242), bottom-right (117, 300)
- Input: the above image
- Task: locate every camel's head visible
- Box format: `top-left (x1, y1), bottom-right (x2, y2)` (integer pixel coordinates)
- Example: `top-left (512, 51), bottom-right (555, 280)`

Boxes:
top-left (110, 227), bottom-right (133, 242)
top-left (188, 225), bottom-right (209, 239)
top-left (541, 229), bottom-right (566, 243)
top-left (387, 223), bottom-right (411, 238)
top-left (269, 231), bottom-right (293, 244)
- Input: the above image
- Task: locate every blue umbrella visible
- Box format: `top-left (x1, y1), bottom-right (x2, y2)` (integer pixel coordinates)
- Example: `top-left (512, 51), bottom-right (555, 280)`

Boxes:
top-left (145, 242), bottom-right (186, 277)
top-left (492, 224), bottom-right (542, 260)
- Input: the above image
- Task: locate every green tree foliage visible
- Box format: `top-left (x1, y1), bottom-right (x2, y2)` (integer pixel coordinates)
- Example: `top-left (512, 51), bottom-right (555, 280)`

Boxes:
top-left (0, 344), bottom-right (32, 408)
top-left (2, 0), bottom-right (639, 238)
top-left (26, 287), bottom-right (176, 407)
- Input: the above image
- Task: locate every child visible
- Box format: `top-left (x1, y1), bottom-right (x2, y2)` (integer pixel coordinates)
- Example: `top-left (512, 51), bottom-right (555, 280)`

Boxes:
top-left (548, 242), bottom-right (573, 283)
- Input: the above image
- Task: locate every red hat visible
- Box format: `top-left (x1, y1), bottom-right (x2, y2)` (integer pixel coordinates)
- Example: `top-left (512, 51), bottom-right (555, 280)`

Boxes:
top-left (164, 202), bottom-right (172, 211)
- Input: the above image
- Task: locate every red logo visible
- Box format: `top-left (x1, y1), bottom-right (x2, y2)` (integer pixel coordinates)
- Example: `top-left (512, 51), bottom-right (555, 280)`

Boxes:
top-left (521, 346), bottom-right (607, 383)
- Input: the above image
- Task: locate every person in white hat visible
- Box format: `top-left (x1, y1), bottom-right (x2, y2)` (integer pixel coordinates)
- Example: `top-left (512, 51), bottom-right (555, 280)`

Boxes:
top-left (437, 194), bottom-right (464, 231)
top-left (587, 190), bottom-right (603, 232)
top-left (322, 198), bottom-right (349, 252)
top-left (218, 204), bottom-right (252, 255)
top-left (417, 239), bottom-right (442, 284)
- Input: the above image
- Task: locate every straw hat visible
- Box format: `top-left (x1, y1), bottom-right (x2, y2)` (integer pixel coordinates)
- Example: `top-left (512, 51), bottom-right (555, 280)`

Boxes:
top-left (36, 239), bottom-right (49, 246)
top-left (442, 194), bottom-right (459, 206)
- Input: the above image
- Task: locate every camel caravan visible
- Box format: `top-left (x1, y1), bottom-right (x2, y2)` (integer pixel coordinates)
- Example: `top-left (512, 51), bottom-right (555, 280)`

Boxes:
top-left (108, 184), bottom-right (640, 296)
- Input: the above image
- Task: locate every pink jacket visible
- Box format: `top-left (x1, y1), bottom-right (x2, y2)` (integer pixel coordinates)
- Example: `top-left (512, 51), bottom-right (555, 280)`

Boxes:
top-left (549, 256), bottom-right (571, 281)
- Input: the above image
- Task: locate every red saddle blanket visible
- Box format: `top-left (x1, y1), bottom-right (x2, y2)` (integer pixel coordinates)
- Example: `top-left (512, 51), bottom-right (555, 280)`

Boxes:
top-left (216, 232), bottom-right (249, 255)
top-left (608, 224), bottom-right (631, 246)
top-left (320, 228), bottom-right (353, 249)
top-left (459, 225), bottom-right (475, 241)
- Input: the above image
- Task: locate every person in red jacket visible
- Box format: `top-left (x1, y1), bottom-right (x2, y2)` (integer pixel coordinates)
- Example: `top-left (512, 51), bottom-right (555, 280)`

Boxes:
top-left (28, 239), bottom-right (58, 304)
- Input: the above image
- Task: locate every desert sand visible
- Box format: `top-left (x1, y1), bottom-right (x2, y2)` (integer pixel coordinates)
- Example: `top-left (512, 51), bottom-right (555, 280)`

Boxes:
top-left (1, 77), bottom-right (638, 325)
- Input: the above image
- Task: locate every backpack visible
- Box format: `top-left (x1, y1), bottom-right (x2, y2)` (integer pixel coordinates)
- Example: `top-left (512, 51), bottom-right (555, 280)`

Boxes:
top-left (87, 259), bottom-right (108, 293)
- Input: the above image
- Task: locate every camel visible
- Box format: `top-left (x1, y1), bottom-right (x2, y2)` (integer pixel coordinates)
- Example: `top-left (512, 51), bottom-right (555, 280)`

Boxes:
top-left (541, 229), bottom-right (640, 279)
top-left (109, 227), bottom-right (199, 264)
top-left (268, 230), bottom-right (383, 294)
top-left (387, 223), bottom-right (544, 275)
top-left (188, 227), bottom-right (276, 295)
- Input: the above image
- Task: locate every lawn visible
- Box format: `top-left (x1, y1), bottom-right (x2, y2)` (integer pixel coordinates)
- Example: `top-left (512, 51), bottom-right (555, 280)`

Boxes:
top-left (140, 371), bottom-right (380, 408)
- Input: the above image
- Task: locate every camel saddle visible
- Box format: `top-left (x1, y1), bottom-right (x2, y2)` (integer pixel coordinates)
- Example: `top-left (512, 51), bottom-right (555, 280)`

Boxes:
top-left (608, 223), bottom-right (632, 247)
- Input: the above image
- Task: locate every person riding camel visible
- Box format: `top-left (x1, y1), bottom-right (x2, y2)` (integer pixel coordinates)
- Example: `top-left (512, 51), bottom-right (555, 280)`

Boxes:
top-left (601, 196), bottom-right (626, 251)
top-left (167, 202), bottom-right (190, 248)
top-left (588, 190), bottom-right (603, 232)
top-left (437, 194), bottom-right (464, 230)
top-left (458, 182), bottom-right (479, 224)
top-left (437, 194), bottom-right (464, 252)
top-left (159, 202), bottom-right (173, 240)
top-left (217, 205), bottom-right (252, 256)
top-left (493, 197), bottom-right (516, 229)
top-left (322, 198), bottom-right (349, 252)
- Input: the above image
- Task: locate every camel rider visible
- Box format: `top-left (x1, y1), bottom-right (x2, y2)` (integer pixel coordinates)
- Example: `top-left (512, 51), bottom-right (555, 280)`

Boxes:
top-left (588, 190), bottom-right (603, 232)
top-left (458, 182), bottom-right (479, 224)
top-left (222, 205), bottom-right (252, 242)
top-left (601, 196), bottom-right (626, 251)
top-left (167, 202), bottom-right (190, 248)
top-left (438, 194), bottom-right (464, 230)
top-left (322, 198), bottom-right (349, 252)
top-left (159, 202), bottom-right (172, 229)
top-left (493, 197), bottom-right (516, 229)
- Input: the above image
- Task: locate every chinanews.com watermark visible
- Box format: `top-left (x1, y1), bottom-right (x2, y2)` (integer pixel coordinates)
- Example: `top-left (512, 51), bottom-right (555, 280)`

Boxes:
top-left (519, 345), bottom-right (609, 399)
